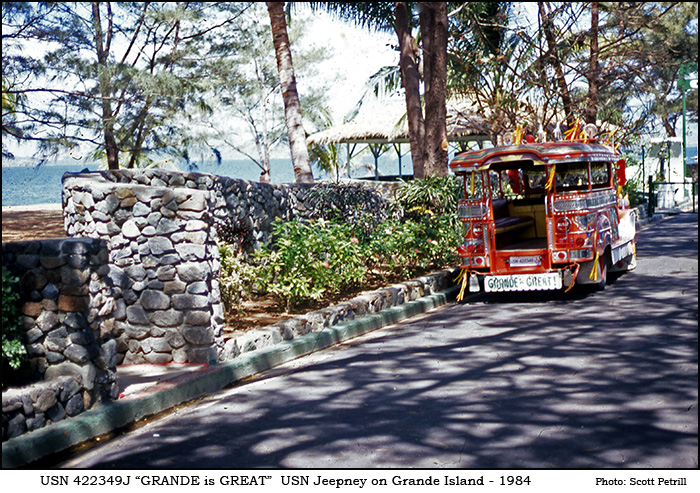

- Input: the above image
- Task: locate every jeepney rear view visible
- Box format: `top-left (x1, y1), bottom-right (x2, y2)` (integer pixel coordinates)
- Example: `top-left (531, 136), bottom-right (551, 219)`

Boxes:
top-left (450, 130), bottom-right (637, 298)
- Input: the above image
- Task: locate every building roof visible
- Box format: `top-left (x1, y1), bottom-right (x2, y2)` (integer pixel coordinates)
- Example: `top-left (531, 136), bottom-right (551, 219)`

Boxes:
top-left (306, 97), bottom-right (491, 146)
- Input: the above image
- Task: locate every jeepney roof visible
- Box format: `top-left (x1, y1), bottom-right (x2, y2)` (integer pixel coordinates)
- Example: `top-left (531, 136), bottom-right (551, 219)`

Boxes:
top-left (449, 141), bottom-right (619, 173)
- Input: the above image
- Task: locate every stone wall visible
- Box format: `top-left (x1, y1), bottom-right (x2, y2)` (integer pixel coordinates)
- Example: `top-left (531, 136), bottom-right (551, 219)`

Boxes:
top-left (65, 169), bottom-right (314, 250)
top-left (61, 168), bottom-right (399, 367)
top-left (62, 173), bottom-right (224, 366)
top-left (2, 238), bottom-right (118, 441)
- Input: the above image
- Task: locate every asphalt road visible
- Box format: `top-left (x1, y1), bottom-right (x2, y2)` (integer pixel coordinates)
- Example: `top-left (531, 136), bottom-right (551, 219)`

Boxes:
top-left (60, 213), bottom-right (698, 469)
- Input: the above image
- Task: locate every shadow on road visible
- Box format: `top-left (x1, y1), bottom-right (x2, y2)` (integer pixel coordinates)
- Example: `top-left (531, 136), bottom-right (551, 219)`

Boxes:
top-left (63, 214), bottom-right (698, 469)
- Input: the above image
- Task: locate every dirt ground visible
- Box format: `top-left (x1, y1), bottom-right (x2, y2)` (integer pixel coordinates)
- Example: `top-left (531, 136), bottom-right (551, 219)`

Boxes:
top-left (1, 204), bottom-right (65, 242)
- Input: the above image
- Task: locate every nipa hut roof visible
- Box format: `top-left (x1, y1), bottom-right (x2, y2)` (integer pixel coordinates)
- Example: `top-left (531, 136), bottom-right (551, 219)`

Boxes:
top-left (307, 97), bottom-right (491, 146)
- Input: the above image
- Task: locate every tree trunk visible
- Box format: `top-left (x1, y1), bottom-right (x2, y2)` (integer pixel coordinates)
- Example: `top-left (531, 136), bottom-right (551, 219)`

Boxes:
top-left (538, 2), bottom-right (576, 129)
top-left (266, 2), bottom-right (313, 183)
top-left (585, 2), bottom-right (599, 126)
top-left (419, 2), bottom-right (448, 176)
top-left (92, 2), bottom-right (119, 170)
top-left (395, 2), bottom-right (426, 178)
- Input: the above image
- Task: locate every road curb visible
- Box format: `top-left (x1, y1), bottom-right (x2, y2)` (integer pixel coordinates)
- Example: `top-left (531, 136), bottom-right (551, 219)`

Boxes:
top-left (2, 284), bottom-right (459, 468)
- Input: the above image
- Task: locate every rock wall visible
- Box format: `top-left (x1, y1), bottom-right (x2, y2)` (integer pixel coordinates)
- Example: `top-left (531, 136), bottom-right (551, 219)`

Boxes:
top-left (61, 168), bottom-right (398, 367)
top-left (62, 172), bottom-right (224, 366)
top-left (2, 238), bottom-right (118, 441)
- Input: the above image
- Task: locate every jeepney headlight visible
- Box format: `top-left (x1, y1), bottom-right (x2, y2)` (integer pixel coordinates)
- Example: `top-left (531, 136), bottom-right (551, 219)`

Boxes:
top-left (553, 251), bottom-right (568, 262)
top-left (472, 222), bottom-right (484, 236)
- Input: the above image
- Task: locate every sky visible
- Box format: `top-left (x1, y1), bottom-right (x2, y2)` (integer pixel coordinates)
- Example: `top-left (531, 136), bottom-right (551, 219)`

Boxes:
top-left (303, 10), bottom-right (398, 124)
top-left (3, 3), bottom-right (696, 163)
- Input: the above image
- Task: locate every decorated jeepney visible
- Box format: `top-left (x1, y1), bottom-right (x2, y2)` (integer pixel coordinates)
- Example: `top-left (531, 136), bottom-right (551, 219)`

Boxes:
top-left (450, 124), bottom-right (637, 299)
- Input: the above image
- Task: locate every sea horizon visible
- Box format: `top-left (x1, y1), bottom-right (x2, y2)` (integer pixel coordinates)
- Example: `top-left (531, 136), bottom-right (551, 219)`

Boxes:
top-left (1, 155), bottom-right (408, 208)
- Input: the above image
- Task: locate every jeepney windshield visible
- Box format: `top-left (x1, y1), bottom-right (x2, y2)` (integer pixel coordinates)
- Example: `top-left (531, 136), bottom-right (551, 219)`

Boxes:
top-left (591, 162), bottom-right (611, 188)
top-left (463, 170), bottom-right (500, 199)
top-left (524, 167), bottom-right (547, 190)
top-left (555, 163), bottom-right (588, 191)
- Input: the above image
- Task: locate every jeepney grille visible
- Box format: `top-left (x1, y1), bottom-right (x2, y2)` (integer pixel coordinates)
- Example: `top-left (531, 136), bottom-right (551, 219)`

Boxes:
top-left (570, 249), bottom-right (593, 260)
top-left (459, 203), bottom-right (486, 218)
top-left (553, 193), bottom-right (616, 212)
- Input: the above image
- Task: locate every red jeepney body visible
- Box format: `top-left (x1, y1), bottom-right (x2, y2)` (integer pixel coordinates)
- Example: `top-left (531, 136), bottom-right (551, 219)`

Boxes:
top-left (449, 140), bottom-right (636, 295)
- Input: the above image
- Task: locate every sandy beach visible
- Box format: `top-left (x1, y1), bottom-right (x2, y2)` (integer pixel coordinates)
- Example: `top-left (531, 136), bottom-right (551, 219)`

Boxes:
top-left (1, 203), bottom-right (65, 242)
top-left (2, 203), bottom-right (63, 212)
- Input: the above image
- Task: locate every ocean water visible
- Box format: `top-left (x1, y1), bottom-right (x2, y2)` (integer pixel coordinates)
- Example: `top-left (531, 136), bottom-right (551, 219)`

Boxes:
top-left (1, 155), bottom-right (406, 207)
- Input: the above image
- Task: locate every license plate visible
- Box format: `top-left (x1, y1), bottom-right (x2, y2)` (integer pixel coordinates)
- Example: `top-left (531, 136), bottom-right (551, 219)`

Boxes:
top-left (485, 272), bottom-right (562, 292)
top-left (509, 255), bottom-right (542, 267)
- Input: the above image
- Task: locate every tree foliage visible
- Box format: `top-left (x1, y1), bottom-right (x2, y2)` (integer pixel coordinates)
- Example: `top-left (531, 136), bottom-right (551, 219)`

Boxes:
top-left (201, 2), bottom-right (329, 182)
top-left (445, 2), bottom-right (697, 143)
top-left (2, 2), bottom-right (254, 169)
top-left (311, 2), bottom-right (449, 178)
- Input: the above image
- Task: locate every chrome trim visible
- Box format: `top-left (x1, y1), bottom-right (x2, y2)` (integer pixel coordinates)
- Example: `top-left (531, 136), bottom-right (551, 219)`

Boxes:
top-left (553, 192), bottom-right (616, 212)
top-left (458, 202), bottom-right (487, 219)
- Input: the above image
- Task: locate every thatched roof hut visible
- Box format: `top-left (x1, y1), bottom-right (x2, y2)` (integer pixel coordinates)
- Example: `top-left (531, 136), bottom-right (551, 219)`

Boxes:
top-left (307, 97), bottom-right (492, 179)
top-left (307, 97), bottom-right (491, 146)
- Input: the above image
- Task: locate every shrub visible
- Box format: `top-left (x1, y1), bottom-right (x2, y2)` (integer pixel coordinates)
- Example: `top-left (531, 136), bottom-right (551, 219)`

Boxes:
top-left (622, 178), bottom-right (647, 208)
top-left (394, 175), bottom-right (462, 218)
top-left (218, 243), bottom-right (259, 318)
top-left (370, 212), bottom-right (459, 275)
top-left (2, 265), bottom-right (26, 382)
top-left (217, 179), bottom-right (464, 315)
top-left (256, 218), bottom-right (367, 311)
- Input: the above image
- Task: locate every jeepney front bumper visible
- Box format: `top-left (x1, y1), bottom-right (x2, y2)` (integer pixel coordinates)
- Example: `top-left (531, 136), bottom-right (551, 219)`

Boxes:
top-left (484, 271), bottom-right (563, 292)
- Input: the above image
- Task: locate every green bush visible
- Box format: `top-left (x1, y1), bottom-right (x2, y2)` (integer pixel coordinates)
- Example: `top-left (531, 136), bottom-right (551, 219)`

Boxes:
top-left (255, 219), bottom-right (367, 311)
top-left (622, 178), bottom-right (647, 208)
top-left (2, 265), bottom-right (26, 380)
top-left (218, 243), bottom-right (259, 317)
top-left (216, 179), bottom-right (464, 314)
top-left (394, 175), bottom-right (462, 218)
top-left (370, 212), bottom-right (459, 275)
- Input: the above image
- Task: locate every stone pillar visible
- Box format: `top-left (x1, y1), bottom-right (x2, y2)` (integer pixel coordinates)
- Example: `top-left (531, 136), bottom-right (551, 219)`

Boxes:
top-left (63, 175), bottom-right (224, 364)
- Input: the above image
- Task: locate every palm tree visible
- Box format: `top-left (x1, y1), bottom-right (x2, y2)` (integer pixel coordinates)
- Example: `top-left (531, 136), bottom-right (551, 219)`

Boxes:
top-left (310, 2), bottom-right (449, 178)
top-left (266, 2), bottom-right (314, 183)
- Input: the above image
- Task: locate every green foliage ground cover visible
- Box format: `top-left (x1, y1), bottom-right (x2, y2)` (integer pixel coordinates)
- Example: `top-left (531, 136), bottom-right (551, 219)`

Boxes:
top-left (2, 265), bottom-right (26, 386)
top-left (218, 178), bottom-right (462, 316)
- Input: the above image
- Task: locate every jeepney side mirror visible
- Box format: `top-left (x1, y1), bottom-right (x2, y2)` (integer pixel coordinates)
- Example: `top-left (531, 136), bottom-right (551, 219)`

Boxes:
top-left (616, 158), bottom-right (626, 187)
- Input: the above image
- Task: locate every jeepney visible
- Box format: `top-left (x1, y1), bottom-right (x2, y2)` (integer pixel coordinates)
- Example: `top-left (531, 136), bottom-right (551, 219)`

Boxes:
top-left (450, 124), bottom-right (637, 298)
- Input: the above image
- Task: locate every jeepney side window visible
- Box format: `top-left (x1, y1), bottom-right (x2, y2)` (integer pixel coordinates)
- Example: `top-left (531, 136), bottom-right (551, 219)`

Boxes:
top-left (555, 163), bottom-right (588, 191)
top-left (591, 162), bottom-right (611, 189)
top-left (489, 171), bottom-right (500, 198)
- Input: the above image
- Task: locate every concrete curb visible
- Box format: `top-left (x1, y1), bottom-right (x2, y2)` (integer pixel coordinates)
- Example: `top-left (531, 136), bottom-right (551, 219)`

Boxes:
top-left (2, 284), bottom-right (459, 468)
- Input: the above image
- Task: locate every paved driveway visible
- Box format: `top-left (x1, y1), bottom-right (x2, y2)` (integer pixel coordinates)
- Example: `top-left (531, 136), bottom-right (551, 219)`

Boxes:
top-left (61, 214), bottom-right (698, 469)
